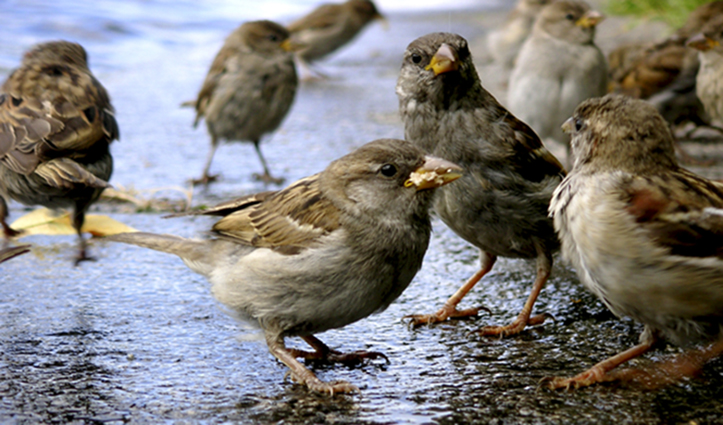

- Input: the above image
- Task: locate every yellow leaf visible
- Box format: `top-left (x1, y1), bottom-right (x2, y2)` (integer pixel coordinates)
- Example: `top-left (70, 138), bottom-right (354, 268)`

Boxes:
top-left (10, 208), bottom-right (137, 238)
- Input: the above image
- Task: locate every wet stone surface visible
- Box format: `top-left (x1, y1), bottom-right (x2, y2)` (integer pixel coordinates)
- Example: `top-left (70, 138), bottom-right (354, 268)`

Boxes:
top-left (2, 1), bottom-right (723, 424)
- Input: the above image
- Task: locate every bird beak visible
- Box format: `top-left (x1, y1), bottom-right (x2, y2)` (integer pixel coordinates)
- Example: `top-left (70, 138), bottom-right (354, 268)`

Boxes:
top-left (561, 117), bottom-right (574, 134)
top-left (425, 43), bottom-right (459, 76)
top-left (687, 33), bottom-right (720, 51)
top-left (280, 39), bottom-right (305, 52)
top-left (576, 10), bottom-right (604, 28)
top-left (405, 156), bottom-right (463, 191)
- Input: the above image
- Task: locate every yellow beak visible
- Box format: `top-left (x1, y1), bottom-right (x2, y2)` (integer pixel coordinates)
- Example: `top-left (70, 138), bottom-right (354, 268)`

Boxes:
top-left (576, 10), bottom-right (604, 28)
top-left (405, 156), bottom-right (463, 191)
top-left (425, 43), bottom-right (459, 76)
top-left (687, 33), bottom-right (720, 51)
top-left (280, 39), bottom-right (304, 52)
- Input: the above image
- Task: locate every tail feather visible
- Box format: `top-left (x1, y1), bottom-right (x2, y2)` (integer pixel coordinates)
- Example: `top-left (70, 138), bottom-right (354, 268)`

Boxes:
top-left (106, 232), bottom-right (213, 274)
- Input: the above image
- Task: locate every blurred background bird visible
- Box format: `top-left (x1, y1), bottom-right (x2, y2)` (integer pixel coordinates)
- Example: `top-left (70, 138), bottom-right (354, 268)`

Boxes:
top-left (688, 14), bottom-right (723, 125)
top-left (548, 94), bottom-right (723, 389)
top-left (188, 20), bottom-right (298, 185)
top-left (0, 41), bottom-right (119, 264)
top-left (486, 0), bottom-right (552, 70)
top-left (608, 1), bottom-right (723, 138)
top-left (288, 0), bottom-right (385, 80)
top-left (507, 0), bottom-right (607, 165)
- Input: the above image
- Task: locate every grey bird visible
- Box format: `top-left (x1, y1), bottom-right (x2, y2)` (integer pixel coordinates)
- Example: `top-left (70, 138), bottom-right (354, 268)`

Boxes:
top-left (507, 0), bottom-right (607, 162)
top-left (190, 20), bottom-right (298, 185)
top-left (0, 41), bottom-right (119, 264)
top-left (547, 94), bottom-right (723, 389)
top-left (396, 32), bottom-right (566, 337)
top-left (107, 138), bottom-right (462, 395)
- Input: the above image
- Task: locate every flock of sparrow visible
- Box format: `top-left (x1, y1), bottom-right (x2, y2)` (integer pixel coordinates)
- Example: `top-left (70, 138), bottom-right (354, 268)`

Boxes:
top-left (1, 0), bottom-right (723, 396)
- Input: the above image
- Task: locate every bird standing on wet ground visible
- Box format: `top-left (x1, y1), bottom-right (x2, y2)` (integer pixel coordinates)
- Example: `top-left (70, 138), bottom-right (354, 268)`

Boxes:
top-left (188, 20), bottom-right (298, 186)
top-left (547, 94), bottom-right (723, 390)
top-left (396, 32), bottom-right (566, 337)
top-left (0, 41), bottom-right (119, 265)
top-left (107, 138), bottom-right (462, 395)
top-left (288, 0), bottom-right (385, 80)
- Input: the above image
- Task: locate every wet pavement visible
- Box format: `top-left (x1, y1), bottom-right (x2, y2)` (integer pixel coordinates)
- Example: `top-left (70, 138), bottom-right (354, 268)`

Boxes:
top-left (2, 1), bottom-right (723, 424)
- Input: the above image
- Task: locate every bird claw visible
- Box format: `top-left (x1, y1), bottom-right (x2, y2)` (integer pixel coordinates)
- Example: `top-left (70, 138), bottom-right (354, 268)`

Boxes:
top-left (471, 312), bottom-right (551, 338)
top-left (190, 174), bottom-right (219, 186)
top-left (252, 172), bottom-right (284, 185)
top-left (404, 305), bottom-right (488, 327)
top-left (74, 253), bottom-right (97, 267)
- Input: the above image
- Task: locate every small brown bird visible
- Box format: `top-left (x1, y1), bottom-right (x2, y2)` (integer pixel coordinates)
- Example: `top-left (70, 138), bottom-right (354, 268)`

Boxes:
top-left (396, 33), bottom-right (566, 337)
top-left (486, 0), bottom-right (553, 69)
top-left (0, 244), bottom-right (30, 264)
top-left (190, 20), bottom-right (298, 185)
top-left (288, 0), bottom-right (384, 77)
top-left (688, 14), bottom-right (723, 122)
top-left (547, 94), bottom-right (723, 389)
top-left (609, 1), bottom-right (723, 100)
top-left (0, 41), bottom-right (119, 264)
top-left (108, 138), bottom-right (462, 395)
top-left (508, 0), bottom-right (607, 154)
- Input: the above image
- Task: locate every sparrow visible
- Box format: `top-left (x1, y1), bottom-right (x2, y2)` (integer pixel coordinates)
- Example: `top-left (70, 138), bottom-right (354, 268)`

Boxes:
top-left (486, 0), bottom-right (552, 69)
top-left (507, 0), bottom-right (607, 158)
top-left (547, 94), bottom-right (723, 389)
top-left (189, 20), bottom-right (298, 185)
top-left (0, 41), bottom-right (119, 264)
top-left (107, 138), bottom-right (462, 395)
top-left (396, 33), bottom-right (566, 337)
top-left (687, 14), bottom-right (723, 123)
top-left (609, 1), bottom-right (723, 100)
top-left (0, 244), bottom-right (30, 264)
top-left (288, 0), bottom-right (385, 78)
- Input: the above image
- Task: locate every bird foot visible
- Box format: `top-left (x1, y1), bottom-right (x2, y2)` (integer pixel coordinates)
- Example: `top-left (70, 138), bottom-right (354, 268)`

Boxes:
top-left (472, 312), bottom-right (551, 338)
top-left (190, 174), bottom-right (219, 186)
top-left (292, 373), bottom-right (359, 396)
top-left (291, 347), bottom-right (389, 366)
top-left (405, 304), bottom-right (487, 327)
top-left (252, 172), bottom-right (285, 185)
top-left (2, 225), bottom-right (23, 240)
top-left (539, 365), bottom-right (612, 390)
top-left (74, 249), bottom-right (97, 266)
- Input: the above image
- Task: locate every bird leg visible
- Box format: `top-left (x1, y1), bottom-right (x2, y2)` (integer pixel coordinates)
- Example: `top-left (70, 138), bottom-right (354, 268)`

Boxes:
top-left (0, 197), bottom-right (22, 242)
top-left (541, 334), bottom-right (658, 390)
top-left (191, 138), bottom-right (220, 186)
top-left (405, 252), bottom-right (496, 326)
top-left (251, 140), bottom-right (284, 185)
top-left (286, 335), bottom-right (389, 366)
top-left (72, 208), bottom-right (95, 265)
top-left (606, 335), bottom-right (723, 390)
top-left (473, 249), bottom-right (552, 337)
top-left (265, 332), bottom-right (358, 395)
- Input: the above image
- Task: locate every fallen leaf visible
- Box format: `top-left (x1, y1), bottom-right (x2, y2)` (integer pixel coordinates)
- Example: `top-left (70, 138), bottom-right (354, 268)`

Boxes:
top-left (10, 208), bottom-right (137, 238)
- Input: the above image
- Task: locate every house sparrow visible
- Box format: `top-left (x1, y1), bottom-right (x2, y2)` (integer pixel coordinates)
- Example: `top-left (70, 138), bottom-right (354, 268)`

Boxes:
top-left (486, 0), bottom-right (552, 69)
top-left (547, 94), bottom-right (723, 389)
top-left (190, 20), bottom-right (298, 185)
top-left (396, 33), bottom-right (566, 336)
top-left (687, 14), bottom-right (723, 123)
top-left (0, 244), bottom-right (30, 263)
top-left (288, 0), bottom-right (384, 78)
top-left (107, 138), bottom-right (462, 395)
top-left (609, 2), bottom-right (723, 101)
top-left (0, 41), bottom-right (119, 264)
top-left (507, 0), bottom-right (607, 157)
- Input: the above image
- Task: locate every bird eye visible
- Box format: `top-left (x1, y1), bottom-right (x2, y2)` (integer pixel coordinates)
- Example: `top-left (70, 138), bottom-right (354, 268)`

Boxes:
top-left (380, 164), bottom-right (397, 177)
top-left (566, 13), bottom-right (575, 20)
top-left (411, 53), bottom-right (422, 64)
top-left (267, 34), bottom-right (279, 42)
top-left (575, 118), bottom-right (584, 131)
